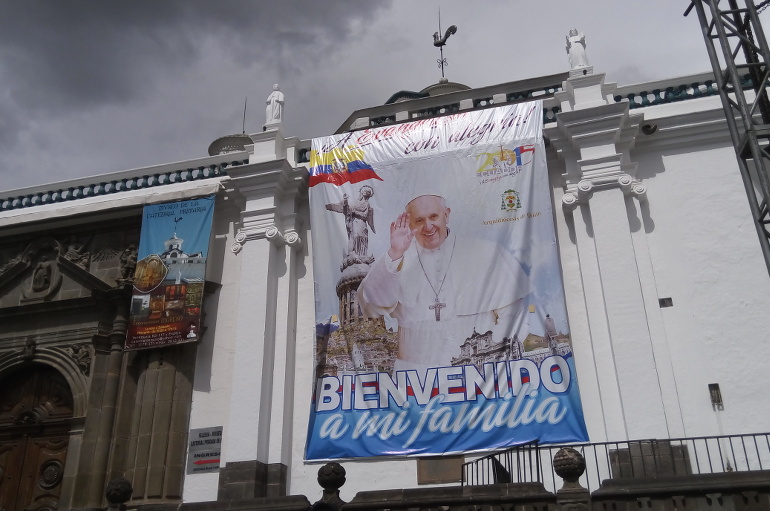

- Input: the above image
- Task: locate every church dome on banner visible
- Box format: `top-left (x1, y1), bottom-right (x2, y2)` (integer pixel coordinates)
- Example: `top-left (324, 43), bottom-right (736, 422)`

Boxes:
top-left (160, 233), bottom-right (203, 263)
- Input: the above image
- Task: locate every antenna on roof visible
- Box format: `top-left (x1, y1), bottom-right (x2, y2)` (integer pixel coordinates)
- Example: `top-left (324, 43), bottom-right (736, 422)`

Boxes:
top-left (242, 97), bottom-right (248, 134)
top-left (432, 8), bottom-right (457, 82)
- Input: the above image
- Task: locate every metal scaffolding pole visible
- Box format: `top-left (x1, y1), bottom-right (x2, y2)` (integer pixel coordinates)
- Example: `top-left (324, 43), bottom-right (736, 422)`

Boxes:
top-left (686, 0), bottom-right (770, 275)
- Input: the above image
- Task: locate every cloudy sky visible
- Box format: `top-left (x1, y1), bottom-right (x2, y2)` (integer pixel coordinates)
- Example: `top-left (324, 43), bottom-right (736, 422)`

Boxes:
top-left (0, 1), bottom-right (742, 192)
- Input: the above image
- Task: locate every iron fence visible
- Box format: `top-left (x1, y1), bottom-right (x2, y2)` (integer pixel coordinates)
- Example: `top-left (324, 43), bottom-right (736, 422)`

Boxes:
top-left (462, 433), bottom-right (770, 493)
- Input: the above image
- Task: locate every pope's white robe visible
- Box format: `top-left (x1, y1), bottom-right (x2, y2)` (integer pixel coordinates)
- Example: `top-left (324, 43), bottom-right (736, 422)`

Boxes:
top-left (358, 233), bottom-right (528, 368)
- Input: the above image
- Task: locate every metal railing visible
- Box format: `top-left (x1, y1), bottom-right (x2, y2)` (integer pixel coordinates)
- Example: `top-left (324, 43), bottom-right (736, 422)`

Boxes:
top-left (462, 433), bottom-right (770, 493)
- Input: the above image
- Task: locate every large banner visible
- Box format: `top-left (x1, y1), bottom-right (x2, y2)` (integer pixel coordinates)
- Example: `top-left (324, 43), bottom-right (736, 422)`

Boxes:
top-left (126, 196), bottom-right (215, 350)
top-left (306, 102), bottom-right (587, 460)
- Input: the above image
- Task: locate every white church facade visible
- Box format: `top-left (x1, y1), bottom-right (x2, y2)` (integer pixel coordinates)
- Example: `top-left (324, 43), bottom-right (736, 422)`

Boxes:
top-left (1, 37), bottom-right (770, 510)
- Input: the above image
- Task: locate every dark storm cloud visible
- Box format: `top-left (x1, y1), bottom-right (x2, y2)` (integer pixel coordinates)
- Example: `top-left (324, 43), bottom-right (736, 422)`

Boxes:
top-left (0, 1), bottom-right (390, 152)
top-left (0, 0), bottom-right (734, 192)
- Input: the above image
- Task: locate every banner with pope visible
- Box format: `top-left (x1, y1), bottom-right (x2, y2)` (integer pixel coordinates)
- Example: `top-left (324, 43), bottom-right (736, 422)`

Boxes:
top-left (306, 101), bottom-right (588, 460)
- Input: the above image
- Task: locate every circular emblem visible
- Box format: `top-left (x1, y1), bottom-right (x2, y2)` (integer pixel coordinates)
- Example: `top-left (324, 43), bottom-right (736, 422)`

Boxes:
top-left (132, 254), bottom-right (169, 293)
top-left (39, 460), bottom-right (63, 489)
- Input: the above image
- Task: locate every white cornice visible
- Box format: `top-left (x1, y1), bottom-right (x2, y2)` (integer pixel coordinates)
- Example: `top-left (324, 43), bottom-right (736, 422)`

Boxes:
top-left (0, 180), bottom-right (224, 231)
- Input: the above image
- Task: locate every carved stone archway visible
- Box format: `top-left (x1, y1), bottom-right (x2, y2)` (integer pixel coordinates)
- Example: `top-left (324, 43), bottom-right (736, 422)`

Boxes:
top-left (0, 348), bottom-right (89, 418)
top-left (0, 363), bottom-right (75, 511)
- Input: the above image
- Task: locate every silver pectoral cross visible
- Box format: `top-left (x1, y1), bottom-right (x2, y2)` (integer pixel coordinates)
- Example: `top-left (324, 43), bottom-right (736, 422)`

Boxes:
top-left (429, 296), bottom-right (446, 321)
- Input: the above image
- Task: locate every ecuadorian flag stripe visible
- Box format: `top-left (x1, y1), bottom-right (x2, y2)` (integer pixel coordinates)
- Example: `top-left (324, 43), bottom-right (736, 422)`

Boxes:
top-left (309, 148), bottom-right (366, 167)
top-left (308, 160), bottom-right (383, 187)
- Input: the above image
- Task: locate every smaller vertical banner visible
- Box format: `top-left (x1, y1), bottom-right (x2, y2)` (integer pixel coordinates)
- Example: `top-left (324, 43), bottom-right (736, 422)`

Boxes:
top-left (186, 426), bottom-right (223, 474)
top-left (126, 196), bottom-right (215, 351)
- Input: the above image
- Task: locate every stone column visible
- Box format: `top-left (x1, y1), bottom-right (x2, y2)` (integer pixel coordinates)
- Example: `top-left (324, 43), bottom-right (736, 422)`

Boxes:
top-left (218, 136), bottom-right (305, 499)
top-left (68, 287), bottom-right (131, 509)
top-left (87, 290), bottom-right (130, 505)
top-left (266, 221), bottom-right (304, 497)
top-left (551, 72), bottom-right (683, 440)
top-left (123, 343), bottom-right (195, 506)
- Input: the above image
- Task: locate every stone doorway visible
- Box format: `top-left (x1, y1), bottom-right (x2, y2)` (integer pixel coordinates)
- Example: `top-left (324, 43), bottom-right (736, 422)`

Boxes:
top-left (0, 364), bottom-right (73, 511)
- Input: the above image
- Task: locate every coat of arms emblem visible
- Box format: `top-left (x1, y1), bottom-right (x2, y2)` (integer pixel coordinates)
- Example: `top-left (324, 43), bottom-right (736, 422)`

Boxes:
top-left (501, 189), bottom-right (522, 212)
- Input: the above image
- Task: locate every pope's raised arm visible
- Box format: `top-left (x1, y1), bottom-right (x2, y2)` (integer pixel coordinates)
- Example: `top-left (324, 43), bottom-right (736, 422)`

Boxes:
top-left (358, 195), bottom-right (453, 319)
top-left (388, 211), bottom-right (416, 261)
top-left (358, 209), bottom-right (413, 317)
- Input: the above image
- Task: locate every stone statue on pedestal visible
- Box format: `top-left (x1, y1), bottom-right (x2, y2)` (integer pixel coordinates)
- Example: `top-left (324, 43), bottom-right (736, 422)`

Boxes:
top-left (325, 185), bottom-right (376, 270)
top-left (117, 244), bottom-right (137, 285)
top-left (566, 28), bottom-right (589, 69)
top-left (265, 84), bottom-right (284, 129)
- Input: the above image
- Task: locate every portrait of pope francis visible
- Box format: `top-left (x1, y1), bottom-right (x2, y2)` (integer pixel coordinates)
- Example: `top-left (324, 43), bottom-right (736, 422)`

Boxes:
top-left (358, 194), bottom-right (529, 371)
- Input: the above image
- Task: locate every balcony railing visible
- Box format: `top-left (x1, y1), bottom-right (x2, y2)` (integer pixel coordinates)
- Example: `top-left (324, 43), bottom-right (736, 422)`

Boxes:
top-left (462, 433), bottom-right (770, 493)
top-left (0, 154), bottom-right (249, 212)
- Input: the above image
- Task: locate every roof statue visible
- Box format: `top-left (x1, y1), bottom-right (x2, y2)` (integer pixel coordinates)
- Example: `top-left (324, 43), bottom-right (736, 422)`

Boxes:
top-left (264, 83), bottom-right (284, 131)
top-left (433, 11), bottom-right (457, 82)
top-left (433, 25), bottom-right (457, 48)
top-left (566, 28), bottom-right (590, 70)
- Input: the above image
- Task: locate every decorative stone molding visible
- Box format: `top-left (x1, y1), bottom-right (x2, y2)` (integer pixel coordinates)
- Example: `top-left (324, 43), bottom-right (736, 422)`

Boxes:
top-left (552, 71), bottom-right (650, 209)
top-left (619, 174), bottom-right (647, 200)
top-left (231, 225), bottom-right (302, 253)
top-left (617, 173), bottom-right (634, 190)
top-left (7, 238), bottom-right (65, 301)
top-left (0, 253), bottom-right (22, 278)
top-left (115, 244), bottom-right (138, 286)
top-left (230, 220), bottom-right (280, 253)
top-left (284, 229), bottom-right (303, 250)
top-left (630, 182), bottom-right (647, 199)
top-left (21, 337), bottom-right (36, 360)
top-left (64, 344), bottom-right (92, 376)
top-left (266, 226), bottom-right (285, 246)
top-left (561, 179), bottom-right (596, 210)
top-left (562, 173), bottom-right (646, 209)
top-left (0, 347), bottom-right (89, 417)
top-left (562, 192), bottom-right (579, 211)
top-left (231, 231), bottom-right (248, 254)
top-left (62, 239), bottom-right (91, 270)
top-left (576, 180), bottom-right (594, 201)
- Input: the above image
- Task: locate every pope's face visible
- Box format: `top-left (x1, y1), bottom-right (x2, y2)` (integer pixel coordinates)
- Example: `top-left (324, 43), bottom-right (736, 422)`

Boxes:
top-left (407, 196), bottom-right (450, 250)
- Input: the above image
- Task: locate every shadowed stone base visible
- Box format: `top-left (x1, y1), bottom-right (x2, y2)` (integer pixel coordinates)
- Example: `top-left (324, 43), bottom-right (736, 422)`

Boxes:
top-left (217, 460), bottom-right (287, 501)
top-left (417, 456), bottom-right (463, 485)
top-left (267, 463), bottom-right (288, 497)
top-left (126, 495), bottom-right (310, 511)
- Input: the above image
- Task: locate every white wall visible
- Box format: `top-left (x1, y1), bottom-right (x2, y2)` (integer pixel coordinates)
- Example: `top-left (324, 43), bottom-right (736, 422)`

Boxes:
top-left (183, 92), bottom-right (770, 503)
top-left (183, 198), bottom-right (241, 502)
top-left (636, 135), bottom-right (770, 438)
